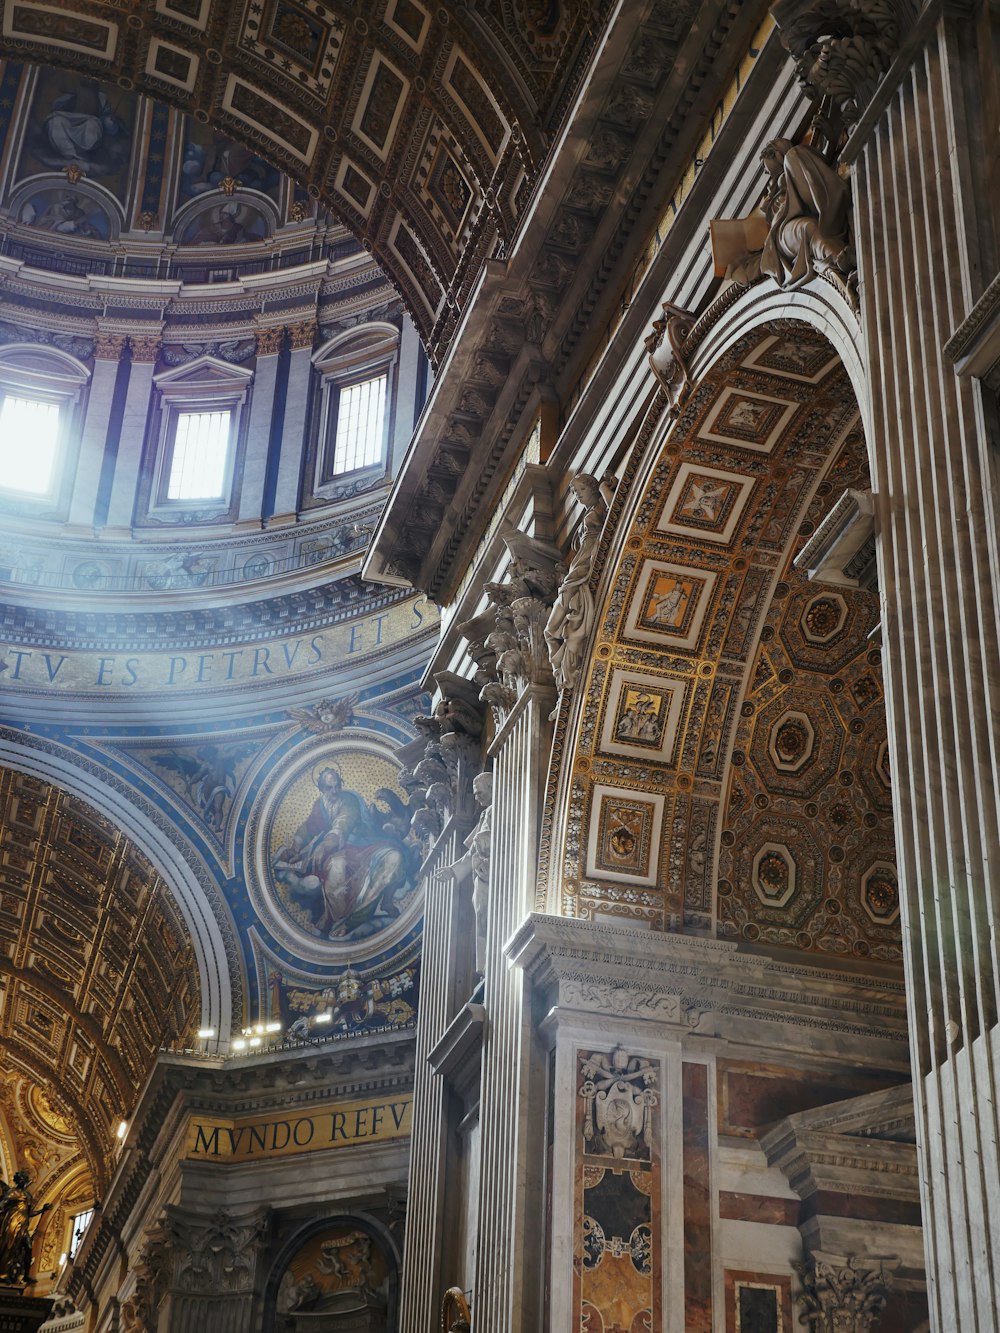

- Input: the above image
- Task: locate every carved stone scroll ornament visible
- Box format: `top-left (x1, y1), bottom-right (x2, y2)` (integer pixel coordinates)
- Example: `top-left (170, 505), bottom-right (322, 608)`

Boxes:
top-left (464, 528), bottom-right (564, 725)
top-left (771, 0), bottom-right (905, 126)
top-left (645, 303), bottom-right (698, 408)
top-left (544, 473), bottom-right (617, 703)
top-left (794, 1252), bottom-right (894, 1332)
top-left (579, 1046), bottom-right (658, 1160)
top-left (710, 138), bottom-right (856, 303)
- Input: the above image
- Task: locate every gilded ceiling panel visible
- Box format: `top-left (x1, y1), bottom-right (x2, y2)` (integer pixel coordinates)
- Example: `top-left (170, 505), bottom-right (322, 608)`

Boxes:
top-left (0, 0), bottom-right (614, 349)
top-left (0, 769), bottom-right (200, 1190)
top-left (559, 323), bottom-right (898, 963)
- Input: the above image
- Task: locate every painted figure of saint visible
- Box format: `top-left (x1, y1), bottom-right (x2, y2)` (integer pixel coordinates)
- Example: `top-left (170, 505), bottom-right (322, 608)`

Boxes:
top-left (273, 767), bottom-right (415, 939)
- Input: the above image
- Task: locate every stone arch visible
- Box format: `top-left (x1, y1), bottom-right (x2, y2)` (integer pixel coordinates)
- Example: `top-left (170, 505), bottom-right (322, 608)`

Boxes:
top-left (0, 731), bottom-right (240, 1038)
top-left (0, 4), bottom-right (603, 356)
top-left (545, 290), bottom-right (895, 968)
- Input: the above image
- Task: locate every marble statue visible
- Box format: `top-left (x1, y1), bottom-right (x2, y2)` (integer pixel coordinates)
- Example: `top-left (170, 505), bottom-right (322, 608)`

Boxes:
top-left (544, 473), bottom-right (617, 697)
top-left (711, 137), bottom-right (854, 291)
top-left (465, 771), bottom-right (492, 976)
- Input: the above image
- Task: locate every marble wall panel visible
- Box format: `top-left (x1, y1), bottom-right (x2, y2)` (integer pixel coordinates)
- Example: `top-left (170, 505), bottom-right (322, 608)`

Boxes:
top-left (575, 1045), bottom-right (661, 1332)
top-left (683, 1061), bottom-right (712, 1332)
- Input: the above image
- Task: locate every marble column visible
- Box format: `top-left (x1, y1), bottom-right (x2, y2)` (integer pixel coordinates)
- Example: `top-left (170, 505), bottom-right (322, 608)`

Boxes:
top-left (467, 572), bottom-right (559, 1332)
top-left (156, 1205), bottom-right (270, 1333)
top-left (102, 333), bottom-right (161, 535)
top-left (65, 331), bottom-right (125, 531)
top-left (397, 829), bottom-right (476, 1333)
top-left (237, 325), bottom-right (284, 526)
top-left (269, 319), bottom-right (315, 524)
top-left (839, 9), bottom-right (1000, 1329)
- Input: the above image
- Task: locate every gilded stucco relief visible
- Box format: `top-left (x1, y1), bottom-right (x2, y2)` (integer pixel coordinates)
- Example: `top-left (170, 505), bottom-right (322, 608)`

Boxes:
top-left (0, 770), bottom-right (200, 1193)
top-left (561, 322), bottom-right (898, 961)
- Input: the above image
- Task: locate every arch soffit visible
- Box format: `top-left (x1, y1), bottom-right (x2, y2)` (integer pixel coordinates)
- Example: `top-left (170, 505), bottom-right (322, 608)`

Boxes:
top-left (0, 5), bottom-right (604, 354)
top-left (549, 302), bottom-right (874, 945)
top-left (0, 734), bottom-right (240, 1036)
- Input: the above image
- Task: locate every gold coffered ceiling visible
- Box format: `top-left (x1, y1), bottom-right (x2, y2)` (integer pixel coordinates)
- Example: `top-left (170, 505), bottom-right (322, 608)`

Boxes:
top-left (558, 321), bottom-right (899, 961)
top-left (0, 769), bottom-right (200, 1193)
top-left (0, 0), bottom-right (610, 350)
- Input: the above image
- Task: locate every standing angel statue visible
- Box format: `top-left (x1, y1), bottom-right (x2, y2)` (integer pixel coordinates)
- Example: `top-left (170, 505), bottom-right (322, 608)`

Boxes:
top-left (544, 473), bottom-right (617, 697)
top-left (0, 1171), bottom-right (51, 1285)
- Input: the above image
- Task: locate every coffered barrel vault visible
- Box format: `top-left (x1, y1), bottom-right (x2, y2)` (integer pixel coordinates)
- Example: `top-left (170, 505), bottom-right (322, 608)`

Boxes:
top-left (0, 0), bottom-right (996, 1329)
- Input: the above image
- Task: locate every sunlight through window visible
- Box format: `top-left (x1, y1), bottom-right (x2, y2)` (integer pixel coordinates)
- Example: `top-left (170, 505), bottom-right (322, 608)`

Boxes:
top-left (69, 1207), bottom-right (95, 1260)
top-left (332, 373), bottom-right (386, 475)
top-left (167, 409), bottom-right (232, 501)
top-left (0, 395), bottom-right (61, 495)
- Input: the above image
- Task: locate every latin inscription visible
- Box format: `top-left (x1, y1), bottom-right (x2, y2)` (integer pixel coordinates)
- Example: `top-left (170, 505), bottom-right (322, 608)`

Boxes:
top-left (0, 597), bottom-right (431, 694)
top-left (187, 1095), bottom-right (412, 1163)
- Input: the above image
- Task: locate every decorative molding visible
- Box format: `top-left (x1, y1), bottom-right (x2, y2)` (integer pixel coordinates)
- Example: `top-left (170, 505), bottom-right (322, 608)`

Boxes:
top-left (507, 914), bottom-right (909, 1050)
top-left (794, 1252), bottom-right (894, 1332)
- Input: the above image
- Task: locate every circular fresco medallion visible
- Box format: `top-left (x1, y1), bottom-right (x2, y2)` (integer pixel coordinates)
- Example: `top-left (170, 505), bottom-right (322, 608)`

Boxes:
top-left (253, 740), bottom-right (422, 963)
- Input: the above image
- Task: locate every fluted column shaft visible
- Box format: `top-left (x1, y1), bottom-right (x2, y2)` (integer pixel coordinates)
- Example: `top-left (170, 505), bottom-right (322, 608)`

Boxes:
top-left (853, 11), bottom-right (1000, 1327)
top-left (471, 684), bottom-right (553, 1332)
top-left (398, 827), bottom-right (470, 1333)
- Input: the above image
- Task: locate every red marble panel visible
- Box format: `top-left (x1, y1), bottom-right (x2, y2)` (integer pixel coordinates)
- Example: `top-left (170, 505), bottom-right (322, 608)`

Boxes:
top-left (718, 1192), bottom-right (799, 1226)
top-left (683, 1061), bottom-right (712, 1331)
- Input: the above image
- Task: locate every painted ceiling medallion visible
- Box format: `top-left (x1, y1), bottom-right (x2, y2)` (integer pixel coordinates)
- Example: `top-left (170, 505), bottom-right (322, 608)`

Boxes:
top-left (250, 738), bottom-right (424, 966)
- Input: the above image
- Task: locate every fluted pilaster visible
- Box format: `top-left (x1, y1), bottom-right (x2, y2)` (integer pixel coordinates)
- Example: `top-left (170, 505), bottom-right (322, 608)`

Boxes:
top-left (851, 10), bottom-right (1000, 1327)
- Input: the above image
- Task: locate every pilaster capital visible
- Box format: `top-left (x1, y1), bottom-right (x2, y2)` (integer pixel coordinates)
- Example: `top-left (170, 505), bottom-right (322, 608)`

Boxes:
top-left (93, 331), bottom-right (128, 361)
top-left (163, 1205), bottom-right (270, 1297)
top-left (287, 319), bottom-right (318, 351)
top-left (127, 333), bottom-right (162, 363)
top-left (255, 325), bottom-right (285, 357)
top-left (770, 0), bottom-right (906, 126)
top-left (793, 1251), bottom-right (894, 1332)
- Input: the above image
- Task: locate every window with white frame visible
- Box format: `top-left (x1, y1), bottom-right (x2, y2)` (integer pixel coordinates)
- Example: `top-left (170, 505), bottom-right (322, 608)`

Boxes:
top-left (0, 346), bottom-right (88, 514)
top-left (331, 372), bottom-right (387, 475)
top-left (166, 408), bottom-right (233, 500)
top-left (0, 394), bottom-right (62, 495)
top-left (309, 326), bottom-right (398, 502)
top-left (146, 356), bottom-right (252, 520)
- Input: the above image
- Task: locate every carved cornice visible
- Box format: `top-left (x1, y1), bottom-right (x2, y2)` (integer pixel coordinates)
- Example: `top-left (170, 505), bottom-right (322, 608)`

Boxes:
top-left (944, 268), bottom-right (1000, 391)
top-left (506, 914), bottom-right (909, 1053)
top-left (366, 0), bottom-right (764, 600)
